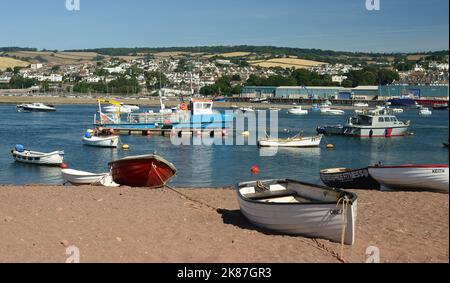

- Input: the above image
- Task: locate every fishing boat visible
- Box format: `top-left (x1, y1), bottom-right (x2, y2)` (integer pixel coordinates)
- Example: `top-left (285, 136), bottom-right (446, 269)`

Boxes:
top-left (320, 107), bottom-right (345, 115)
top-left (258, 134), bottom-right (322, 148)
top-left (418, 107), bottom-right (432, 116)
top-left (11, 144), bottom-right (64, 166)
top-left (368, 164), bottom-right (449, 193)
top-left (320, 168), bottom-right (380, 190)
top-left (288, 106), bottom-right (308, 115)
top-left (61, 169), bottom-right (119, 187)
top-left (82, 130), bottom-right (119, 148)
top-left (236, 179), bottom-right (357, 245)
top-left (17, 103), bottom-right (56, 112)
top-left (317, 109), bottom-right (410, 137)
top-left (108, 154), bottom-right (177, 188)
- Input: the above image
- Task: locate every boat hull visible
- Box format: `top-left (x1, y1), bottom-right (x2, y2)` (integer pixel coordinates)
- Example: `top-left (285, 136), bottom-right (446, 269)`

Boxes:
top-left (236, 179), bottom-right (357, 245)
top-left (11, 150), bottom-right (64, 166)
top-left (61, 169), bottom-right (108, 185)
top-left (368, 165), bottom-right (449, 193)
top-left (82, 136), bottom-right (119, 148)
top-left (258, 135), bottom-right (322, 148)
top-left (320, 168), bottom-right (380, 190)
top-left (109, 155), bottom-right (177, 188)
top-left (345, 126), bottom-right (409, 138)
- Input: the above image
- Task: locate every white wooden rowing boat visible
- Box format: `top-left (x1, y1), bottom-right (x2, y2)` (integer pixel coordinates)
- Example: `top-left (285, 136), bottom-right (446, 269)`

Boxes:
top-left (61, 169), bottom-right (119, 187)
top-left (236, 179), bottom-right (358, 245)
top-left (368, 164), bottom-right (449, 193)
top-left (82, 135), bottom-right (119, 148)
top-left (258, 134), bottom-right (322, 148)
top-left (11, 145), bottom-right (64, 166)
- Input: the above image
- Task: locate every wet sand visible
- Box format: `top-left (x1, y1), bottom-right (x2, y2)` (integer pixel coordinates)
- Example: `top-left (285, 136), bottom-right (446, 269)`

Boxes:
top-left (0, 185), bottom-right (447, 263)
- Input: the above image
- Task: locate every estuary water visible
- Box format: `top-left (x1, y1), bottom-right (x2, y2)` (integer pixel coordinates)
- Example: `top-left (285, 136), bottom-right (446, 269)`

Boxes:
top-left (0, 104), bottom-right (448, 187)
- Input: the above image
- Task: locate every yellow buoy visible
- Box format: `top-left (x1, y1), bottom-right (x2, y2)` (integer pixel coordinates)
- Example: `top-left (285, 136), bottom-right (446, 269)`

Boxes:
top-left (122, 144), bottom-right (130, 150)
top-left (241, 131), bottom-right (250, 137)
top-left (326, 144), bottom-right (334, 150)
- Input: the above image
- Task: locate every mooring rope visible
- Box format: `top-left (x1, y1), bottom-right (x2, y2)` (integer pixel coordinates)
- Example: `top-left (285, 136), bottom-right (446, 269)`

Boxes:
top-left (336, 195), bottom-right (350, 262)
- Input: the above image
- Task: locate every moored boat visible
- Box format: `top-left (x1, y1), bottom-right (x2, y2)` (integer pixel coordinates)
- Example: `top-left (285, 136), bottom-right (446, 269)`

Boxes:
top-left (320, 167), bottom-right (380, 190)
top-left (18, 103), bottom-right (56, 112)
top-left (108, 154), bottom-right (177, 188)
top-left (61, 169), bottom-right (119, 187)
top-left (433, 103), bottom-right (449, 110)
top-left (11, 144), bottom-right (64, 166)
top-left (368, 164), bottom-right (449, 193)
top-left (288, 106), bottom-right (308, 115)
top-left (418, 107), bottom-right (432, 116)
top-left (258, 134), bottom-right (322, 148)
top-left (82, 130), bottom-right (119, 148)
top-left (236, 179), bottom-right (357, 245)
top-left (320, 107), bottom-right (345, 115)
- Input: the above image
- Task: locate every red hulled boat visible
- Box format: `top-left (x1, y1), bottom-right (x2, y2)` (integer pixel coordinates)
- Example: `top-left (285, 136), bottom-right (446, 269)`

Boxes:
top-left (108, 155), bottom-right (177, 188)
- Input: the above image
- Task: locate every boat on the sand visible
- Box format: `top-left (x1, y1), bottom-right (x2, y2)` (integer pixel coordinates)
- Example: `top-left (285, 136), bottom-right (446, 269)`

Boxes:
top-left (61, 169), bottom-right (119, 187)
top-left (320, 167), bottom-right (380, 190)
top-left (236, 179), bottom-right (358, 245)
top-left (108, 154), bottom-right (177, 188)
top-left (368, 164), bottom-right (449, 193)
top-left (11, 144), bottom-right (64, 166)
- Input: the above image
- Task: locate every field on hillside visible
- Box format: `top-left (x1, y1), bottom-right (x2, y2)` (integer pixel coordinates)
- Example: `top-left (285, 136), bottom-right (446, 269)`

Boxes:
top-left (0, 57), bottom-right (30, 70)
top-left (153, 51), bottom-right (190, 58)
top-left (407, 54), bottom-right (428, 61)
top-left (250, 58), bottom-right (327, 69)
top-left (2, 51), bottom-right (106, 65)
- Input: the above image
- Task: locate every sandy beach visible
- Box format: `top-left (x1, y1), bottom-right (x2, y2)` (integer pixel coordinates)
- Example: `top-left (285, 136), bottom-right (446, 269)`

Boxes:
top-left (0, 185), bottom-right (447, 263)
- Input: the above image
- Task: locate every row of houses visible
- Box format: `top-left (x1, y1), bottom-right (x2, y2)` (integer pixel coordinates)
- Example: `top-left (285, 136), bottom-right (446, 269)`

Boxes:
top-left (242, 85), bottom-right (449, 100)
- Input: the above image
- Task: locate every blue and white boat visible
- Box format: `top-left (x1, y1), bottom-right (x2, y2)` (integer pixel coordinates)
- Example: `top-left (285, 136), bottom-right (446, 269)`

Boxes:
top-left (94, 99), bottom-right (233, 132)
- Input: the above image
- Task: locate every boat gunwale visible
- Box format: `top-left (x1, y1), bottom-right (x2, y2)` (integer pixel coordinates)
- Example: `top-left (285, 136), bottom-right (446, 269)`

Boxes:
top-left (108, 154), bottom-right (178, 174)
top-left (236, 179), bottom-right (358, 206)
top-left (368, 164), bottom-right (449, 169)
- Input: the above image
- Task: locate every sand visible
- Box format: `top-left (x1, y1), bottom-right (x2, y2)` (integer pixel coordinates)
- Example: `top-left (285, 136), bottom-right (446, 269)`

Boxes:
top-left (0, 185), bottom-right (447, 263)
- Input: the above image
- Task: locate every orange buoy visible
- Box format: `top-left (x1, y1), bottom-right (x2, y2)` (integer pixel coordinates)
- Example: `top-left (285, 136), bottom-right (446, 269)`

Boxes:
top-left (326, 144), bottom-right (334, 150)
top-left (60, 163), bottom-right (69, 169)
top-left (250, 165), bottom-right (260, 175)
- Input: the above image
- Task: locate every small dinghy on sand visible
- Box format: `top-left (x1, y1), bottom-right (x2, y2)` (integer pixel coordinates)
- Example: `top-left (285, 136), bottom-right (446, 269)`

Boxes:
top-left (368, 164), bottom-right (449, 193)
top-left (61, 169), bottom-right (119, 187)
top-left (236, 179), bottom-right (358, 245)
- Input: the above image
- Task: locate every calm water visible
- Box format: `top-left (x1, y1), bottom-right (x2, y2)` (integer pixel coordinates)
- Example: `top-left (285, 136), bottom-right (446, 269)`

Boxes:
top-left (0, 104), bottom-right (448, 187)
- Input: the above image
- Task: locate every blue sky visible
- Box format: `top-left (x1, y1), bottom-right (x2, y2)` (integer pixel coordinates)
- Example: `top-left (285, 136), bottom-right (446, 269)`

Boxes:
top-left (1, 0), bottom-right (448, 52)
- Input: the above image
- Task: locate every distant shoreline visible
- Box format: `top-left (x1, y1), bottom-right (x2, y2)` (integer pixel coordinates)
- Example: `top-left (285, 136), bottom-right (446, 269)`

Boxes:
top-left (0, 95), bottom-right (369, 110)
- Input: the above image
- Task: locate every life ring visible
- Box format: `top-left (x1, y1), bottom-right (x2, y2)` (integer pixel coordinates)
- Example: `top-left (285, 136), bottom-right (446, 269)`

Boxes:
top-left (180, 103), bottom-right (188, 111)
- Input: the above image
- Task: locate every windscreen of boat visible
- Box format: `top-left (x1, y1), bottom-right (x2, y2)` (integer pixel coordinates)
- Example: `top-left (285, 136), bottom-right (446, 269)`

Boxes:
top-left (357, 115), bottom-right (372, 126)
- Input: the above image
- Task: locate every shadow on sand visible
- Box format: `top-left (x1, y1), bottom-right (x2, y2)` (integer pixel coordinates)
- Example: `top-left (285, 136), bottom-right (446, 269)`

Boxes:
top-left (216, 208), bottom-right (288, 237)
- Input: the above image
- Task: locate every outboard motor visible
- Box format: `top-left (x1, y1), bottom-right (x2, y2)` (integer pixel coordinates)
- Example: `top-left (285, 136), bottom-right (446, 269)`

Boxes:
top-left (15, 144), bottom-right (25, 152)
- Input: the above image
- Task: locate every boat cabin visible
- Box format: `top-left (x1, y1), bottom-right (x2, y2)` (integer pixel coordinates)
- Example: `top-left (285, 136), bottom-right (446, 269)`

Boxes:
top-left (348, 114), bottom-right (401, 127)
top-left (189, 100), bottom-right (214, 115)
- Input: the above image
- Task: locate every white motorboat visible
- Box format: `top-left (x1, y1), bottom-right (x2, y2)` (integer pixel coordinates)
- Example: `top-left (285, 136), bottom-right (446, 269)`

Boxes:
top-left (61, 169), bottom-right (119, 187)
top-left (320, 107), bottom-right (345, 115)
top-left (258, 134), bottom-right (322, 148)
top-left (18, 103), bottom-right (56, 112)
top-left (11, 145), bottom-right (64, 166)
top-left (288, 106), bottom-right (308, 115)
top-left (418, 107), bottom-right (432, 116)
top-left (239, 107), bottom-right (255, 113)
top-left (391, 108), bottom-right (404, 114)
top-left (354, 102), bottom-right (369, 108)
top-left (236, 179), bottom-right (358, 245)
top-left (368, 164), bottom-right (449, 193)
top-left (82, 133), bottom-right (119, 148)
top-left (103, 105), bottom-right (136, 114)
